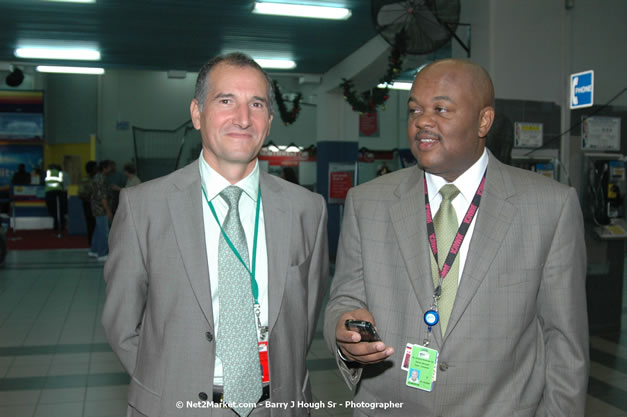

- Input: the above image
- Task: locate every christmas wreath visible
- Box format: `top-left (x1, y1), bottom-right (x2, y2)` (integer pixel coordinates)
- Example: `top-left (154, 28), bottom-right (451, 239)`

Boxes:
top-left (341, 32), bottom-right (407, 113)
top-left (273, 80), bottom-right (302, 125)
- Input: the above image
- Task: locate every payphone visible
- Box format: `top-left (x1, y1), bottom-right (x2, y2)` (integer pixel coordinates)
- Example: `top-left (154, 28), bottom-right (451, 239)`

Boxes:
top-left (588, 158), bottom-right (626, 225)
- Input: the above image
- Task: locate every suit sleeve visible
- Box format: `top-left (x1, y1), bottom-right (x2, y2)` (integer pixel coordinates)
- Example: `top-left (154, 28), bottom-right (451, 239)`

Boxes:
top-left (537, 187), bottom-right (589, 415)
top-left (323, 189), bottom-right (368, 388)
top-left (306, 194), bottom-right (330, 348)
top-left (101, 188), bottom-right (148, 375)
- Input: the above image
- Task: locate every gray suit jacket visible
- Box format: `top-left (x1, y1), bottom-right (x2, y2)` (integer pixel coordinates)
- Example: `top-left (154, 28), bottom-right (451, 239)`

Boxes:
top-left (102, 160), bottom-right (329, 416)
top-left (324, 153), bottom-right (588, 417)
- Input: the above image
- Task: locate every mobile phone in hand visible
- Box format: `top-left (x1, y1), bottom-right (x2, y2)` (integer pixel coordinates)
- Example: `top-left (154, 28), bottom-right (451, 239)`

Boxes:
top-left (345, 319), bottom-right (381, 342)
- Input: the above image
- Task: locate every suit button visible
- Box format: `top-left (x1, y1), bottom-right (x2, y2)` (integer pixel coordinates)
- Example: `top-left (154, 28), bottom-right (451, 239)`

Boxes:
top-left (439, 362), bottom-right (449, 371)
top-left (199, 392), bottom-right (208, 401)
top-left (205, 331), bottom-right (213, 342)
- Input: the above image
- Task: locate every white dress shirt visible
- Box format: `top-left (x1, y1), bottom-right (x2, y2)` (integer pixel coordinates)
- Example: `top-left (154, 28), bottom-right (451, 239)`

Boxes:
top-left (199, 155), bottom-right (269, 386)
top-left (425, 149), bottom-right (489, 283)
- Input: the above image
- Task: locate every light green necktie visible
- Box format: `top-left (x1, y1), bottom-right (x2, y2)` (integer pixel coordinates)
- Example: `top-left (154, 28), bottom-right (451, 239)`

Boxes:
top-left (431, 184), bottom-right (460, 335)
top-left (216, 186), bottom-right (262, 417)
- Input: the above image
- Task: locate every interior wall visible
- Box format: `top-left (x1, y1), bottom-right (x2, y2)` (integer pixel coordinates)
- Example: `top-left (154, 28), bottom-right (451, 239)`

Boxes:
top-left (457, 0), bottom-right (627, 107)
top-left (45, 74), bottom-right (98, 144)
top-left (490, 0), bottom-right (566, 104)
top-left (570, 0), bottom-right (627, 107)
top-left (454, 0), bottom-right (492, 71)
top-left (96, 70), bottom-right (321, 169)
top-left (265, 74), bottom-right (319, 148)
top-left (351, 89), bottom-right (410, 151)
top-left (44, 143), bottom-right (92, 179)
top-left (453, 0), bottom-right (627, 184)
top-left (315, 33), bottom-right (414, 151)
top-left (315, 88), bottom-right (411, 151)
top-left (97, 70), bottom-right (195, 168)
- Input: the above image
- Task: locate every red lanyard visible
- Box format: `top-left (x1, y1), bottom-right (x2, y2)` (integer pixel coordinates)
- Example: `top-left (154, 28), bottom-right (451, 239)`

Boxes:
top-left (424, 170), bottom-right (487, 281)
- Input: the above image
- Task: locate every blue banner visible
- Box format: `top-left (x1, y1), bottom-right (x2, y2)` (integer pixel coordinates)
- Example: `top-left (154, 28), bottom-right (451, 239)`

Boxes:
top-left (0, 143), bottom-right (44, 193)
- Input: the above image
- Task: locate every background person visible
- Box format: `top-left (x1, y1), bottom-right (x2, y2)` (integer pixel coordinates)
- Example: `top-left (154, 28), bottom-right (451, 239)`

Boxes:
top-left (79, 160), bottom-right (98, 247)
top-left (122, 162), bottom-right (141, 187)
top-left (44, 164), bottom-right (66, 236)
top-left (89, 160), bottom-right (114, 261)
top-left (30, 168), bottom-right (43, 185)
top-left (11, 163), bottom-right (30, 185)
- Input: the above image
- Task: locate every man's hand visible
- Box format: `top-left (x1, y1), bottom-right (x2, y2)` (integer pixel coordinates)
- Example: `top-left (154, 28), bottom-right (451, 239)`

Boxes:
top-left (335, 309), bottom-right (394, 364)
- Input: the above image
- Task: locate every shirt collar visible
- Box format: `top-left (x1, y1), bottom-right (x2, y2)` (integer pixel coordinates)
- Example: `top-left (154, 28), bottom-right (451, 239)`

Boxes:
top-left (198, 153), bottom-right (260, 203)
top-left (426, 148), bottom-right (489, 203)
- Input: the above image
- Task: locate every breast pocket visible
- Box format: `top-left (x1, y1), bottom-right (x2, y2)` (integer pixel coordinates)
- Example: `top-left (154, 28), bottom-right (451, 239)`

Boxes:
top-left (497, 268), bottom-right (542, 287)
top-left (287, 256), bottom-right (312, 294)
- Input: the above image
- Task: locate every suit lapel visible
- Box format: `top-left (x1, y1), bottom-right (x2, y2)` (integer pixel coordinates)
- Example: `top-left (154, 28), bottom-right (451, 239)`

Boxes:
top-left (167, 161), bottom-right (214, 328)
top-left (444, 155), bottom-right (516, 338)
top-left (259, 171), bottom-right (290, 334)
top-left (389, 167), bottom-right (443, 345)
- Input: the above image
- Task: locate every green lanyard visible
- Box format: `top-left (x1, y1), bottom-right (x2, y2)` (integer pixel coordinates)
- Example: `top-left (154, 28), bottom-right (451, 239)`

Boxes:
top-left (201, 184), bottom-right (261, 304)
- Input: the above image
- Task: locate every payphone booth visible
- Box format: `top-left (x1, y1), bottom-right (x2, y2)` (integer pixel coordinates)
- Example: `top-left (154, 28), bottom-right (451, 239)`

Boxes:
top-left (582, 151), bottom-right (627, 335)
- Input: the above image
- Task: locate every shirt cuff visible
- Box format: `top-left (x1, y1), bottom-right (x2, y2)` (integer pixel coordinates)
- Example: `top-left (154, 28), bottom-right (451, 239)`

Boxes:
top-left (337, 346), bottom-right (350, 363)
top-left (336, 345), bottom-right (362, 370)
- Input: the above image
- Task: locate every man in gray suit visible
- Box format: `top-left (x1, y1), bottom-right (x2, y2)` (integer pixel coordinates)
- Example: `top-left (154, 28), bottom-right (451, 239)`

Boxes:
top-left (324, 59), bottom-right (588, 416)
top-left (102, 52), bottom-right (328, 417)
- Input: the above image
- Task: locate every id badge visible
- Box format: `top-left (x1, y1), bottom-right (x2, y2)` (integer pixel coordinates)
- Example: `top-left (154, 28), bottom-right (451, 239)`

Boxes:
top-left (405, 345), bottom-right (438, 392)
top-left (258, 341), bottom-right (270, 383)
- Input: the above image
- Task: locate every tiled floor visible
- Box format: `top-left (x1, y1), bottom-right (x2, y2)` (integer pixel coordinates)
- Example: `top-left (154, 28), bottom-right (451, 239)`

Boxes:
top-left (0, 248), bottom-right (626, 416)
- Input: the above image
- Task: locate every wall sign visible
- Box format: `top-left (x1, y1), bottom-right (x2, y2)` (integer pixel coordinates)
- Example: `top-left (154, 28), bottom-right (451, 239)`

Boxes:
top-left (570, 70), bottom-right (594, 109)
top-left (514, 122), bottom-right (543, 148)
top-left (581, 116), bottom-right (621, 151)
top-left (328, 163), bottom-right (356, 204)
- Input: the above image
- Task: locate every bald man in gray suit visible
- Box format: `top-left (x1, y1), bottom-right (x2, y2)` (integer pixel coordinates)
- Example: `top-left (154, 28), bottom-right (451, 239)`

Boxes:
top-left (324, 59), bottom-right (588, 416)
top-left (102, 53), bottom-right (328, 417)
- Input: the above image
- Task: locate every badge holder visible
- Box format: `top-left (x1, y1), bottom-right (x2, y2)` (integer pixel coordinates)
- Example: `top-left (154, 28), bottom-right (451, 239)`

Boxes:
top-left (254, 302), bottom-right (270, 383)
top-left (405, 344), bottom-right (439, 391)
top-left (422, 283), bottom-right (442, 346)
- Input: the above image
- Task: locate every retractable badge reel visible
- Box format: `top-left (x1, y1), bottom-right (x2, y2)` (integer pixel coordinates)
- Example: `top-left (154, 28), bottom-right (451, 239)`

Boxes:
top-left (423, 284), bottom-right (441, 346)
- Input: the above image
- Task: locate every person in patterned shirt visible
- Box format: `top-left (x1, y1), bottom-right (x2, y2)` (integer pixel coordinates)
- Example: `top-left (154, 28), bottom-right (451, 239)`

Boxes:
top-left (89, 160), bottom-right (114, 261)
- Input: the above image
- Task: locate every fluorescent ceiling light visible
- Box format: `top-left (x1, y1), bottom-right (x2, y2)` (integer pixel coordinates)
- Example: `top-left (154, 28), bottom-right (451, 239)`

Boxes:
top-left (284, 145), bottom-right (303, 152)
top-left (221, 48), bottom-right (296, 69)
top-left (254, 58), bottom-right (296, 69)
top-left (252, 1), bottom-right (351, 20)
top-left (15, 47), bottom-right (100, 61)
top-left (378, 82), bottom-right (413, 91)
top-left (264, 144), bottom-right (303, 152)
top-left (36, 66), bottom-right (105, 75)
top-left (44, 0), bottom-right (96, 3)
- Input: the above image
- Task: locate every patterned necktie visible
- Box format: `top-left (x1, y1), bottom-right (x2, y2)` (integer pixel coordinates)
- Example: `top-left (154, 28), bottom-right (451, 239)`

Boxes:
top-left (431, 184), bottom-right (460, 335)
top-left (216, 186), bottom-right (262, 417)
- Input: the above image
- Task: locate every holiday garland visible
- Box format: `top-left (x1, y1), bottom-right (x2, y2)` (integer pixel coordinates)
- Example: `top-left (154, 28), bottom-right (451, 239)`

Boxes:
top-left (273, 80), bottom-right (302, 125)
top-left (341, 32), bottom-right (407, 113)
